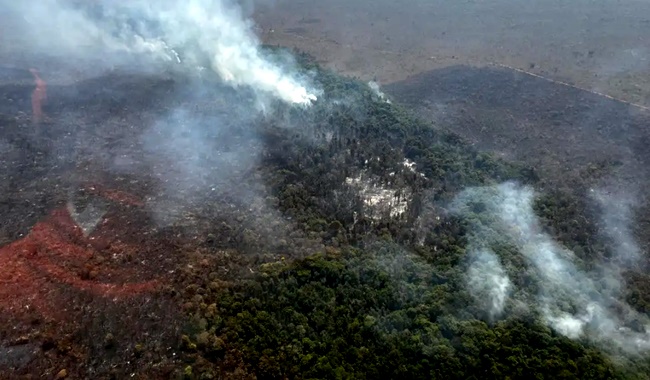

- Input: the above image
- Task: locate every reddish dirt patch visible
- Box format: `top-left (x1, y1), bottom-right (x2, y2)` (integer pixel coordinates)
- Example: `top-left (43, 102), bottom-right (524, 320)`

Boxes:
top-left (0, 186), bottom-right (157, 322)
top-left (0, 183), bottom-right (186, 378)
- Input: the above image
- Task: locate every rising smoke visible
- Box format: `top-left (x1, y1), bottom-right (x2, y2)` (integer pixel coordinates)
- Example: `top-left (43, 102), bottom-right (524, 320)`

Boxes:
top-left (590, 187), bottom-right (642, 268)
top-left (466, 247), bottom-right (511, 321)
top-left (451, 181), bottom-right (650, 354)
top-left (368, 81), bottom-right (391, 104)
top-left (3, 0), bottom-right (319, 106)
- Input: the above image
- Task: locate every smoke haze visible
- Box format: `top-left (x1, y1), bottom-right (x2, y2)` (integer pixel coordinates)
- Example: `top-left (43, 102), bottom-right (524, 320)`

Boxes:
top-left (591, 187), bottom-right (642, 268)
top-left (451, 182), bottom-right (650, 354)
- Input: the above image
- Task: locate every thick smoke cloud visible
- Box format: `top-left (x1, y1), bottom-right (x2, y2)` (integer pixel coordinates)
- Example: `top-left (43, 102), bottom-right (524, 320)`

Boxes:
top-left (3, 0), bottom-right (319, 105)
top-left (451, 182), bottom-right (650, 354)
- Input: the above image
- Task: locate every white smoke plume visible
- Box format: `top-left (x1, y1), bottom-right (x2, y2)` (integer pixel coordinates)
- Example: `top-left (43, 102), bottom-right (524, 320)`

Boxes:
top-left (590, 187), bottom-right (642, 267)
top-left (3, 0), bottom-right (319, 105)
top-left (466, 247), bottom-right (511, 320)
top-left (368, 81), bottom-right (391, 104)
top-left (451, 181), bottom-right (650, 354)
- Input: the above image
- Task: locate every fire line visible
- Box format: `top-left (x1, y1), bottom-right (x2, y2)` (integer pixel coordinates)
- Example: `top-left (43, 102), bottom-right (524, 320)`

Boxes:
top-left (29, 68), bottom-right (47, 124)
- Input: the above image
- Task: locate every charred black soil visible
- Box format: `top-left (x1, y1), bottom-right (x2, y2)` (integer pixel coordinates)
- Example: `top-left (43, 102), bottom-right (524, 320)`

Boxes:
top-left (386, 65), bottom-right (650, 190)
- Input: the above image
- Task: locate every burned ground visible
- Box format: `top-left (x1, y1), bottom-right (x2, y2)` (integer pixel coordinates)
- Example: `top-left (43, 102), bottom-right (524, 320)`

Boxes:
top-left (253, 0), bottom-right (650, 108)
top-left (0, 71), bottom-right (190, 378)
top-left (386, 65), bottom-right (650, 190)
top-left (0, 64), bottom-right (332, 378)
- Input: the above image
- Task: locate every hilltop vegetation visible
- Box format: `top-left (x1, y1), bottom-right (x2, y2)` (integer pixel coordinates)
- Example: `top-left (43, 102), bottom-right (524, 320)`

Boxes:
top-left (171, 54), bottom-right (650, 379)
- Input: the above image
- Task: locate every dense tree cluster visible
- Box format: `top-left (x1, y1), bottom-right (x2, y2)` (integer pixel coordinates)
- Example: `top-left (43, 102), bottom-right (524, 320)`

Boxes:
top-left (182, 247), bottom-right (619, 379)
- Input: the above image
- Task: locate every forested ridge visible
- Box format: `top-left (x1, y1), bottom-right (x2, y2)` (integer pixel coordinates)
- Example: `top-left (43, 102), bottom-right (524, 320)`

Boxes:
top-left (171, 53), bottom-right (650, 379)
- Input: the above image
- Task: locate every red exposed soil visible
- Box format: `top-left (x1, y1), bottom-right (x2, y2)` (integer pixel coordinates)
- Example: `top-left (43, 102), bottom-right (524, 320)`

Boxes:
top-left (0, 182), bottom-right (187, 378)
top-left (0, 187), bottom-right (157, 322)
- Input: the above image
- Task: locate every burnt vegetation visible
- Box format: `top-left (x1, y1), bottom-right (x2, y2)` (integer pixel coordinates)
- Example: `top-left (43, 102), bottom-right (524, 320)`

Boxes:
top-left (0, 51), bottom-right (649, 379)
